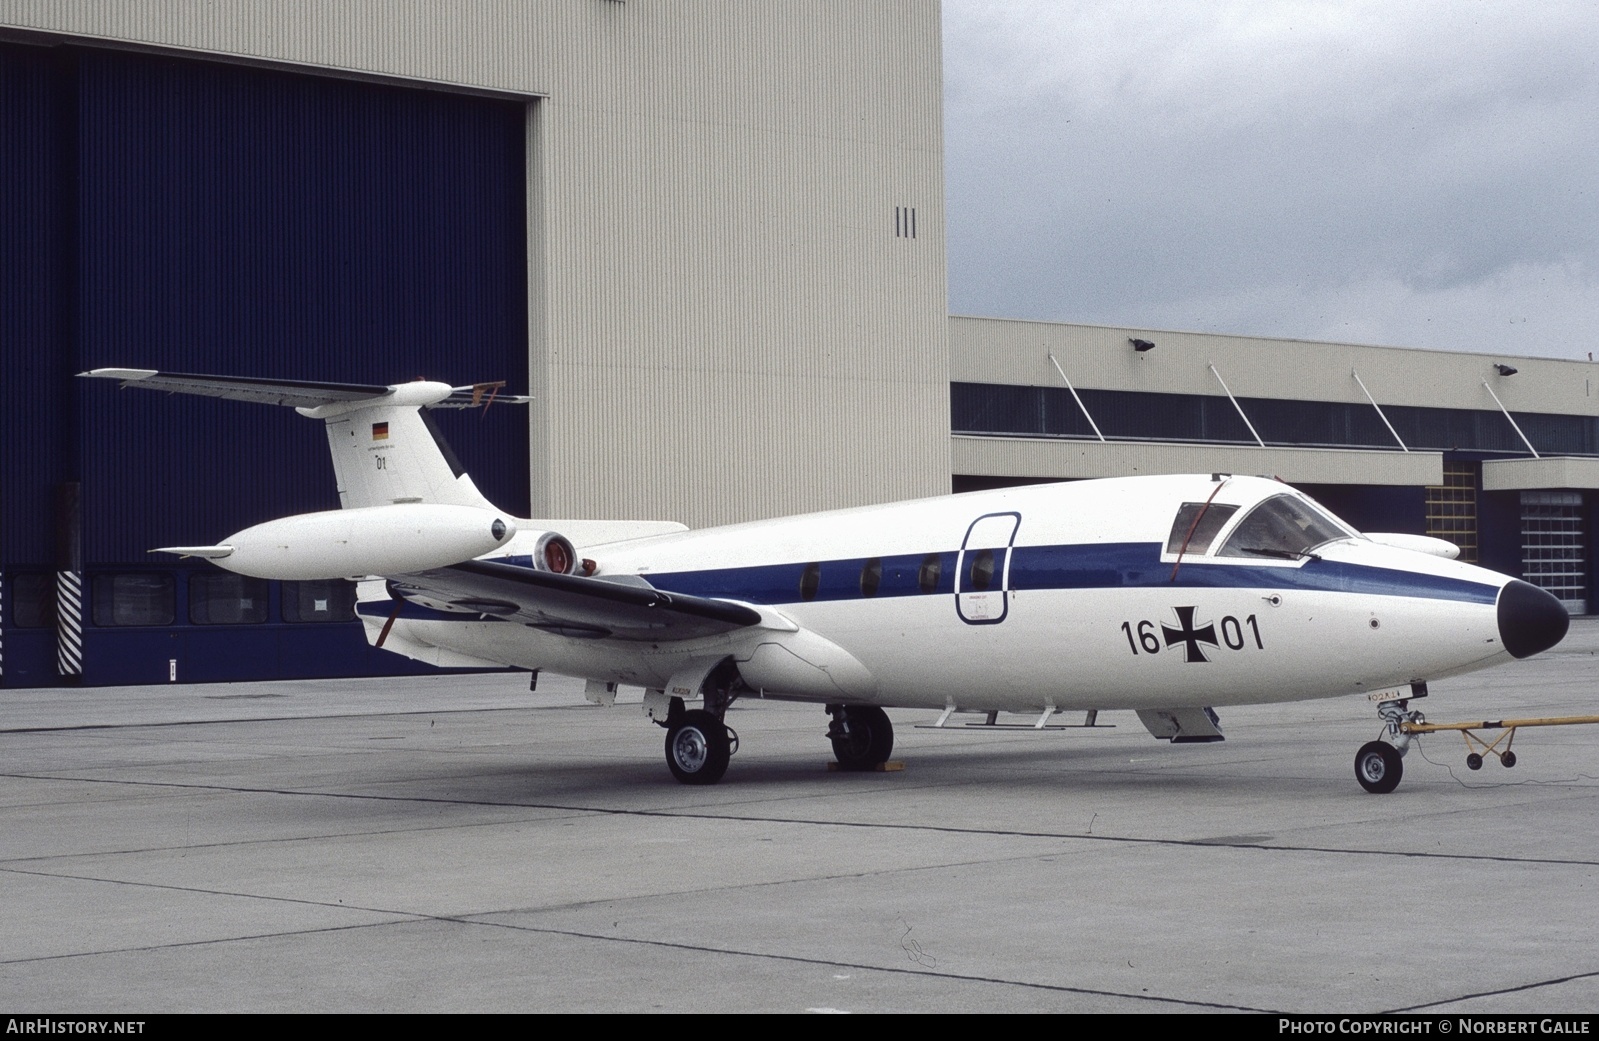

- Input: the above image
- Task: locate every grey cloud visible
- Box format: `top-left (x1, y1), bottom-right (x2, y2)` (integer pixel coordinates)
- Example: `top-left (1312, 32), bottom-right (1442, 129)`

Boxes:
top-left (944, 1), bottom-right (1599, 357)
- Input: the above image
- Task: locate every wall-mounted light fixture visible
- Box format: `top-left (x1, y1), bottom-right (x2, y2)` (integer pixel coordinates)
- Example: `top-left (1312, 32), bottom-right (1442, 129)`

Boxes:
top-left (1494, 364), bottom-right (1519, 376)
top-left (1129, 338), bottom-right (1156, 352)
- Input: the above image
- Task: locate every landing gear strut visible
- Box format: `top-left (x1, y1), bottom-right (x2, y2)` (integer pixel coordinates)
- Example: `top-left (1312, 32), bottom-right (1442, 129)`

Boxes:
top-left (1354, 698), bottom-right (1425, 794)
top-left (827, 704), bottom-right (894, 770)
top-left (657, 659), bottom-right (743, 785)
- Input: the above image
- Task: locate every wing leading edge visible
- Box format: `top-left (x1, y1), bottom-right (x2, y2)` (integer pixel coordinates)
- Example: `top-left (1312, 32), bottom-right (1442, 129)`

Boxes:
top-left (390, 559), bottom-right (764, 641)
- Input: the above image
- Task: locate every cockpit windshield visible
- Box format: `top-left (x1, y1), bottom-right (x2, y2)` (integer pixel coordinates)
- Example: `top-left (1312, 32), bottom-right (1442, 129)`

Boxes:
top-left (1216, 494), bottom-right (1352, 560)
top-left (1164, 502), bottom-right (1241, 556)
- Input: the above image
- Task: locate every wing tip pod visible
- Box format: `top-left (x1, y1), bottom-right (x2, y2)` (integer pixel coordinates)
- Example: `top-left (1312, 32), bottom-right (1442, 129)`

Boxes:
top-left (78, 368), bottom-right (528, 411)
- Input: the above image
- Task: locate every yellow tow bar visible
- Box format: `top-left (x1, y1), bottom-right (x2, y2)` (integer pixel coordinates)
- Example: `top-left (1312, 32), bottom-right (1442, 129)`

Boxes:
top-left (1399, 714), bottom-right (1599, 771)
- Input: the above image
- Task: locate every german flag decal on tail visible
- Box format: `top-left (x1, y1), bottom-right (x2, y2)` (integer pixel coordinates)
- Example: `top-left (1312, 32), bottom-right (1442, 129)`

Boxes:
top-left (372, 421), bottom-right (389, 441)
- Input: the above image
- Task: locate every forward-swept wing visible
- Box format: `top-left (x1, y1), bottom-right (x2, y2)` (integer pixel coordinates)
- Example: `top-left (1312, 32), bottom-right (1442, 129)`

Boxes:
top-left (391, 560), bottom-right (763, 641)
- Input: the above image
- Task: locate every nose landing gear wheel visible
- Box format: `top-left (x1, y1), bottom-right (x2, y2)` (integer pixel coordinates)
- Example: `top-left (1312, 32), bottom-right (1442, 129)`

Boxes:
top-left (1355, 740), bottom-right (1403, 794)
top-left (666, 709), bottom-right (731, 785)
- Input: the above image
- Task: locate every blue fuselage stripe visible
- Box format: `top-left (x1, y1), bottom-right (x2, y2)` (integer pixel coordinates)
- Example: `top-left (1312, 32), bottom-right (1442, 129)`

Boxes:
top-left (368, 543), bottom-right (1501, 621)
top-left (643, 542), bottom-right (1499, 607)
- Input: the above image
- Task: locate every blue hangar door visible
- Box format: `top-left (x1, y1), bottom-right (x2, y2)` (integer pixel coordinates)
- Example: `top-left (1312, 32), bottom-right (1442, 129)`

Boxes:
top-left (1, 43), bottom-right (529, 686)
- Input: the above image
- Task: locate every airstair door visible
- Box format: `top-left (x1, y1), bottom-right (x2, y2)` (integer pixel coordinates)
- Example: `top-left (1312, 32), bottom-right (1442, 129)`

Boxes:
top-left (956, 512), bottom-right (1021, 625)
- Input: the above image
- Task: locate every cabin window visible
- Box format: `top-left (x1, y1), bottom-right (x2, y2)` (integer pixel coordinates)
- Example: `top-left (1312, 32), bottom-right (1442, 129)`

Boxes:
top-left (188, 573), bottom-right (269, 625)
top-left (283, 580), bottom-right (358, 623)
top-left (859, 558), bottom-right (882, 597)
top-left (967, 549), bottom-right (996, 591)
top-left (91, 573), bottom-right (175, 627)
top-left (10, 573), bottom-right (56, 628)
top-left (798, 562), bottom-right (821, 601)
top-left (1165, 503), bottom-right (1241, 556)
top-left (917, 553), bottom-right (942, 594)
top-left (1217, 495), bottom-right (1350, 560)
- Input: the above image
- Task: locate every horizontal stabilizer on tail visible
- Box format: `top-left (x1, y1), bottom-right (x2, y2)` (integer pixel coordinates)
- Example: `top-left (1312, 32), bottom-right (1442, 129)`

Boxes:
top-left (78, 369), bottom-right (530, 411)
top-left (81, 368), bottom-right (528, 511)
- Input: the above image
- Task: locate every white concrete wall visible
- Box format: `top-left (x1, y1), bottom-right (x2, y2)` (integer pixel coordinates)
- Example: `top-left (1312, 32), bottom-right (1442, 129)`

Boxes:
top-left (952, 315), bottom-right (1599, 418)
top-left (954, 436), bottom-right (1444, 487)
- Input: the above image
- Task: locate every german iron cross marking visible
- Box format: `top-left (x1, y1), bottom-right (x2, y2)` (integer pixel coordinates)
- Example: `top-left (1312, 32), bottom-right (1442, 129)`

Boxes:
top-left (1162, 606), bottom-right (1218, 663)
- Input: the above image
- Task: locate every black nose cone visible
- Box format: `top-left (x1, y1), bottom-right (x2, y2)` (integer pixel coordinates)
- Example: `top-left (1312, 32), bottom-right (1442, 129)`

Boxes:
top-left (1498, 579), bottom-right (1570, 659)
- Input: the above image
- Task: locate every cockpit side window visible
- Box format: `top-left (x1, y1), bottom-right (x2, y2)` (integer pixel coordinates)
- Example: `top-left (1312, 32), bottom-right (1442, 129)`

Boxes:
top-left (1164, 502), bottom-right (1241, 556)
top-left (1217, 494), bottom-right (1350, 560)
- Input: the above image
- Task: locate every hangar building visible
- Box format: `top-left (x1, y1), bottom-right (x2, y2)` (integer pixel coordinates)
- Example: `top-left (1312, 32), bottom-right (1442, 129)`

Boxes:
top-left (2, 3), bottom-right (1592, 687)
top-left (950, 316), bottom-right (1599, 619)
top-left (0, 1), bottom-right (948, 686)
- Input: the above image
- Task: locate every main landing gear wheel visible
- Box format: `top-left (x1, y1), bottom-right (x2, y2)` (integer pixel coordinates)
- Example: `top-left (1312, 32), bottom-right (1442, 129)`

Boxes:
top-left (665, 709), bottom-right (731, 785)
top-left (1466, 752), bottom-right (1484, 771)
top-left (1501, 750), bottom-right (1517, 768)
top-left (828, 704), bottom-right (894, 771)
top-left (1355, 740), bottom-right (1403, 794)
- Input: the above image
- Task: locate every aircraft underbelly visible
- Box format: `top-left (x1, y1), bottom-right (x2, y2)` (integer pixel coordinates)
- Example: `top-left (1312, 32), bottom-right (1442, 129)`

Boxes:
top-left (381, 581), bottom-right (1504, 714)
top-left (786, 586), bottom-right (1505, 711)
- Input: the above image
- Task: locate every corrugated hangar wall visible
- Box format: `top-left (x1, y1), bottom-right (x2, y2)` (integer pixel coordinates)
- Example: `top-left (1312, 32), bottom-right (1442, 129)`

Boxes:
top-left (528, 3), bottom-right (950, 527)
top-left (0, 0), bottom-right (951, 530)
top-left (72, 50), bottom-right (534, 556)
top-left (0, 2), bottom-right (950, 686)
top-left (0, 41), bottom-right (532, 685)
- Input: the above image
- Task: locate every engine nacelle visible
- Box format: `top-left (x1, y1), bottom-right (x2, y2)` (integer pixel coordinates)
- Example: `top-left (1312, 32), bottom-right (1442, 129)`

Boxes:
top-left (163, 504), bottom-right (517, 580)
top-left (493, 530), bottom-right (581, 575)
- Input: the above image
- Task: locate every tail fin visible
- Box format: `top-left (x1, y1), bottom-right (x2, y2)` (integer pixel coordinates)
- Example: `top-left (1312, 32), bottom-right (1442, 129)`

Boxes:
top-left (78, 369), bottom-right (526, 510)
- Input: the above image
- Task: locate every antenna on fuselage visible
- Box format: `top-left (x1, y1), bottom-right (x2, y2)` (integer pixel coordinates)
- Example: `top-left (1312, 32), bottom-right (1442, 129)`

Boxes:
top-left (1169, 475), bottom-right (1231, 583)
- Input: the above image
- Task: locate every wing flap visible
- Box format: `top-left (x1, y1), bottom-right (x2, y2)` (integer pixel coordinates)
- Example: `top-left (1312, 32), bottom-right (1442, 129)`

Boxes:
top-left (393, 559), bottom-right (762, 641)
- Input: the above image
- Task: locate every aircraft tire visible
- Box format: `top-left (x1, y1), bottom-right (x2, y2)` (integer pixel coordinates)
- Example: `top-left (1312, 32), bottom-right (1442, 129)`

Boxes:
top-left (831, 705), bottom-right (894, 770)
top-left (1466, 753), bottom-right (1483, 771)
top-left (665, 709), bottom-right (731, 785)
top-left (1501, 750), bottom-right (1517, 769)
top-left (1354, 740), bottom-right (1403, 794)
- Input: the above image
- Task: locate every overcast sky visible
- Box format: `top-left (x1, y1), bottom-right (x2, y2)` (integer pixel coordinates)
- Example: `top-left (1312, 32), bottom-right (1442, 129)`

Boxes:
top-left (943, 1), bottom-right (1599, 360)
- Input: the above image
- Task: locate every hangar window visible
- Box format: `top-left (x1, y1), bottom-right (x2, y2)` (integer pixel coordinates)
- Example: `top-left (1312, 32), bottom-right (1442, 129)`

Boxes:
top-left (1164, 503), bottom-right (1241, 556)
top-left (1217, 495), bottom-right (1350, 560)
top-left (189, 573), bottom-right (269, 625)
top-left (799, 562), bottom-right (821, 602)
top-left (918, 553), bottom-right (942, 594)
top-left (11, 574), bottom-right (57, 629)
top-left (283, 580), bottom-right (357, 623)
top-left (1521, 491), bottom-right (1586, 613)
top-left (91, 573), bottom-right (175, 627)
top-left (860, 558), bottom-right (882, 598)
top-left (1426, 463), bottom-right (1479, 564)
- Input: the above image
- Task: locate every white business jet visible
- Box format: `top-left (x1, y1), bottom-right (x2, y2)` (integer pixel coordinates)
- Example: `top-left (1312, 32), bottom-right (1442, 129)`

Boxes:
top-left (81, 369), bottom-right (1570, 793)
